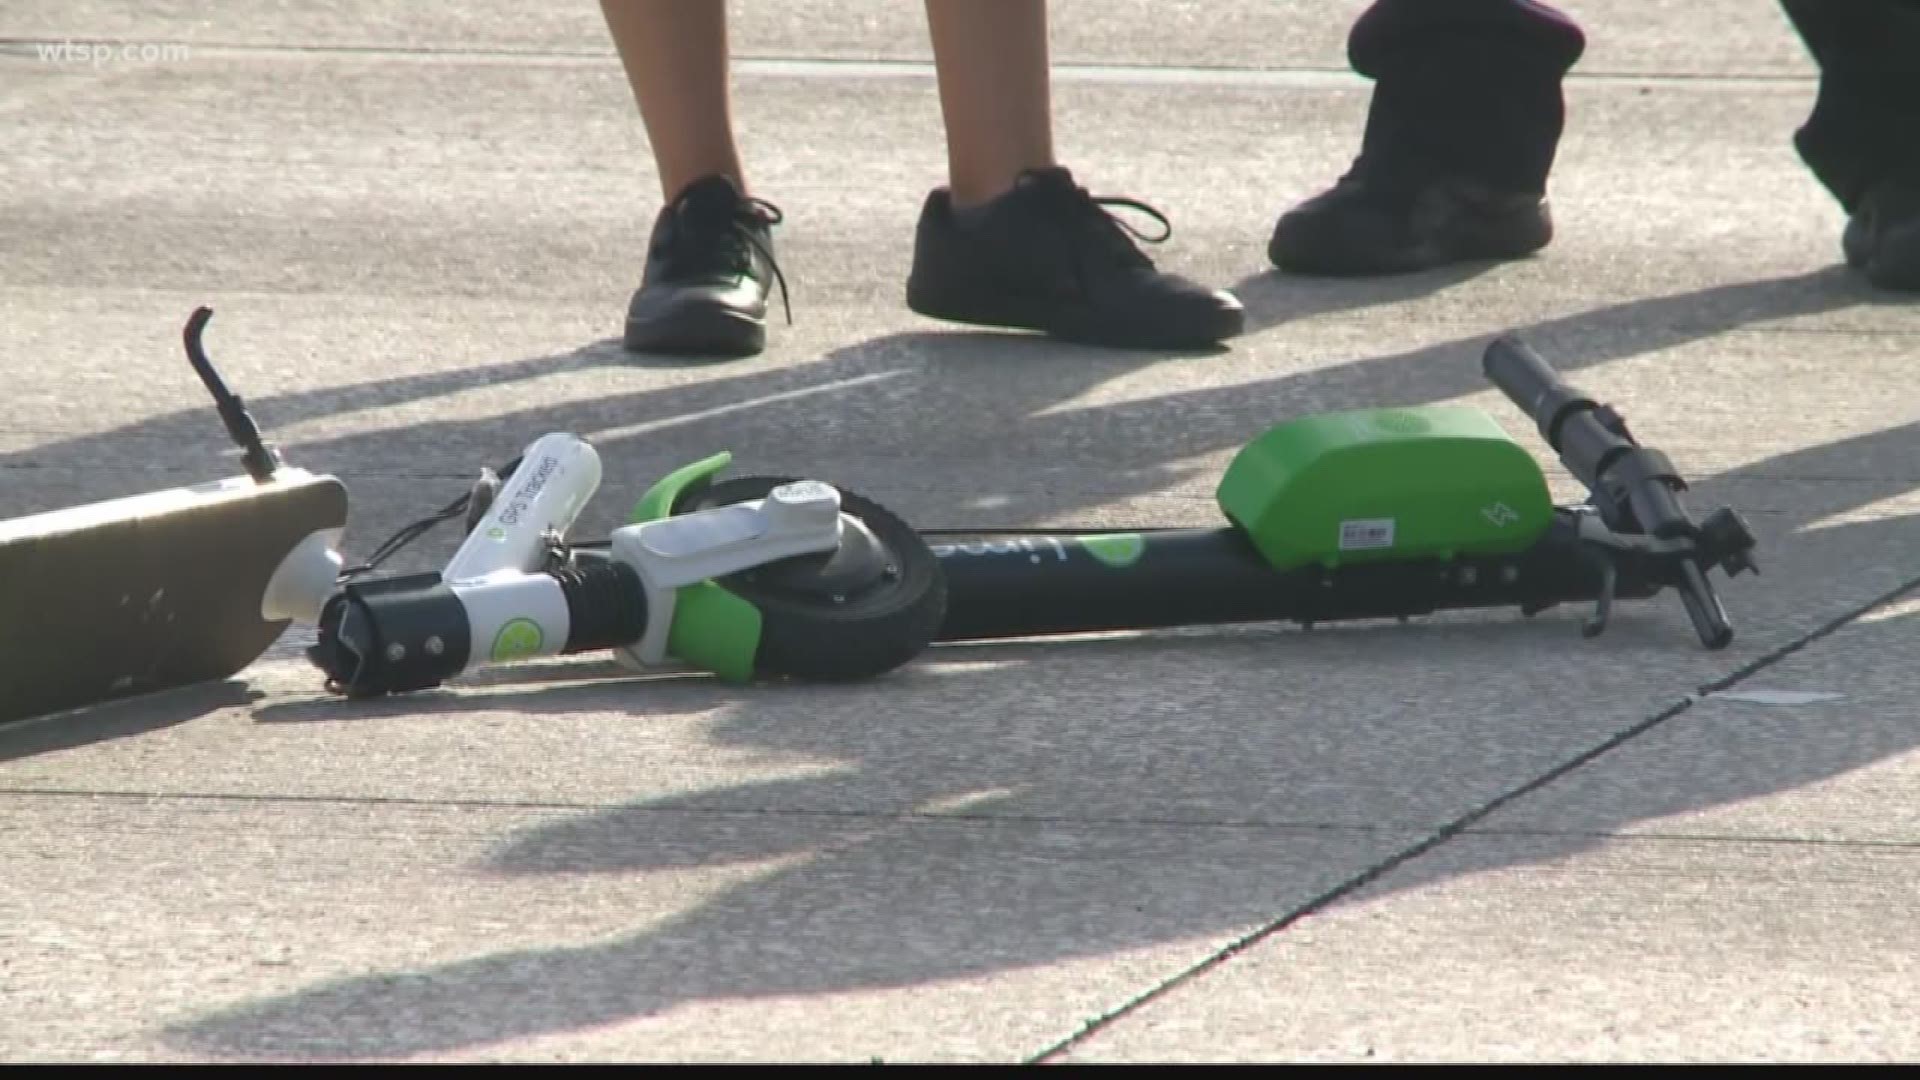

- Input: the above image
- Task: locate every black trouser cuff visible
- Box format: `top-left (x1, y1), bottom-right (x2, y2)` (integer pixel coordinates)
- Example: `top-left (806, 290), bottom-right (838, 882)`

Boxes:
top-left (1348, 1), bottom-right (1587, 194)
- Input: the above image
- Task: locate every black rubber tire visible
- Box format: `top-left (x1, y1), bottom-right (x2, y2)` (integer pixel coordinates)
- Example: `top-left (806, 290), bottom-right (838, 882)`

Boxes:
top-left (675, 476), bottom-right (945, 682)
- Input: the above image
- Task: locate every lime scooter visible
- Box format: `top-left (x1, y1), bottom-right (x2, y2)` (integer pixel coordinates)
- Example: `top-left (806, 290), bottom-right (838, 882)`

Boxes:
top-left (309, 333), bottom-right (1758, 700)
top-left (6, 310), bottom-right (1755, 718)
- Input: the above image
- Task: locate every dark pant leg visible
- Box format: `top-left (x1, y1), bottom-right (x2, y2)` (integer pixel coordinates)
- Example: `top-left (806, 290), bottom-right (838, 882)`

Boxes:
top-left (1347, 0), bottom-right (1587, 194)
top-left (1780, 0), bottom-right (1920, 211)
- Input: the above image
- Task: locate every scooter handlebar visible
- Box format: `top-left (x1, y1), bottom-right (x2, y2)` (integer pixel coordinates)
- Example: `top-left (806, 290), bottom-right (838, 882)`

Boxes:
top-left (1482, 333), bottom-right (1590, 450)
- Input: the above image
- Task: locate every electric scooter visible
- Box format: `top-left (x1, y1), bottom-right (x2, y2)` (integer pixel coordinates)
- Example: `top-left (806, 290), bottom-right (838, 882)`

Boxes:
top-left (308, 333), bottom-right (1758, 700)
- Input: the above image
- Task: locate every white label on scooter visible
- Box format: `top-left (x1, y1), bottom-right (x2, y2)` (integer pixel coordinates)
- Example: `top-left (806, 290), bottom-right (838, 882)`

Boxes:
top-left (1338, 518), bottom-right (1396, 551)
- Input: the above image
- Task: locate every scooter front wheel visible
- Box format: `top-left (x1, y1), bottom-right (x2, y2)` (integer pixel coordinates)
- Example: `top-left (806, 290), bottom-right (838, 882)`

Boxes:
top-left (675, 476), bottom-right (945, 682)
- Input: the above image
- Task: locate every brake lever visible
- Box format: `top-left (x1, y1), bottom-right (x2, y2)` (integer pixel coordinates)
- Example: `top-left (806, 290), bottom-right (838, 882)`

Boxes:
top-left (1570, 511), bottom-right (1739, 649)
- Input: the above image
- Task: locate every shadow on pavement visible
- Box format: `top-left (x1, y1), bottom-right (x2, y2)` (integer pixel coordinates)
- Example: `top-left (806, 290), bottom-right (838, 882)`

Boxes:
top-left (0, 679), bottom-right (258, 764)
top-left (1, 265), bottom-right (1881, 556)
top-left (128, 267), bottom-right (1920, 1060)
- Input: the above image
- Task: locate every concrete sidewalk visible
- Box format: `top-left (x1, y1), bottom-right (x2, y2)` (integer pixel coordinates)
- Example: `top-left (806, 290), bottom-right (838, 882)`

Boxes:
top-left (3, 0), bottom-right (1917, 1062)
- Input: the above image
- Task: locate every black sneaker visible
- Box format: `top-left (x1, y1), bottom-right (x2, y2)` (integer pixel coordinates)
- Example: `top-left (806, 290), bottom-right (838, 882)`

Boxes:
top-left (1841, 178), bottom-right (1920, 292)
top-left (623, 174), bottom-right (789, 357)
top-left (906, 167), bottom-right (1244, 350)
top-left (1269, 164), bottom-right (1554, 276)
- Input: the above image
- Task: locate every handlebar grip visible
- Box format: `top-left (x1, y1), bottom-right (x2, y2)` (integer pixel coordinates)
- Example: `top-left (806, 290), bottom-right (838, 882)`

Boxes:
top-left (1482, 333), bottom-right (1589, 448)
top-left (1482, 333), bottom-right (1697, 541)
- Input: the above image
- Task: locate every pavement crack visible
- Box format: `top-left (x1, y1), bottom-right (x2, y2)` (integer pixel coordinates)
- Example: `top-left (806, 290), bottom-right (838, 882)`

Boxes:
top-left (1464, 825), bottom-right (1920, 850)
top-left (1029, 570), bottom-right (1920, 1063)
top-left (0, 787), bottom-right (1400, 834)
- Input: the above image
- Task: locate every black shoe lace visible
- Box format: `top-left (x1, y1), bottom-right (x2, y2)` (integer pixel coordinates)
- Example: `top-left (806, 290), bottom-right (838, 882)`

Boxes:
top-left (1030, 175), bottom-right (1173, 269)
top-left (736, 198), bottom-right (792, 325)
top-left (671, 192), bottom-right (793, 324)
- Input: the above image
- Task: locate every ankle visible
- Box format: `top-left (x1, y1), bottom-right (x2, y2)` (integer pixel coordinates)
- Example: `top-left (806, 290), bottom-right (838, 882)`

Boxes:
top-left (663, 169), bottom-right (748, 204)
top-left (945, 159), bottom-right (1062, 211)
top-left (947, 191), bottom-right (1002, 231)
top-left (947, 186), bottom-right (1004, 217)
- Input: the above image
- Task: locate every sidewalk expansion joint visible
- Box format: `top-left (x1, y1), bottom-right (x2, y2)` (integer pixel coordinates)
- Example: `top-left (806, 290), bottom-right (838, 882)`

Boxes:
top-left (1030, 569), bottom-right (1920, 1063)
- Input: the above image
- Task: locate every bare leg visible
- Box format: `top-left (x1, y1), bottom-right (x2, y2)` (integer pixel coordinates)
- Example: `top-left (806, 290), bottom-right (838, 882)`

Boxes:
top-left (599, 0), bottom-right (745, 201)
top-left (923, 0), bottom-right (1058, 208)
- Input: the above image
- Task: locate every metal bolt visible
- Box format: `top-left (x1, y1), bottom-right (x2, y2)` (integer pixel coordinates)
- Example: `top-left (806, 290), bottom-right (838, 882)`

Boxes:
top-left (1501, 565), bottom-right (1519, 584)
top-left (425, 636), bottom-right (445, 656)
top-left (883, 564), bottom-right (900, 579)
top-left (386, 642), bottom-right (406, 662)
top-left (1459, 566), bottom-right (1478, 586)
top-left (831, 594), bottom-right (846, 604)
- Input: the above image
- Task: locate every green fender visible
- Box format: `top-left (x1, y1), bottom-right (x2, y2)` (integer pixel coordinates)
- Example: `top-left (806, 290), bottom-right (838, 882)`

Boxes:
top-left (628, 451), bottom-right (764, 684)
top-left (630, 450), bottom-right (735, 525)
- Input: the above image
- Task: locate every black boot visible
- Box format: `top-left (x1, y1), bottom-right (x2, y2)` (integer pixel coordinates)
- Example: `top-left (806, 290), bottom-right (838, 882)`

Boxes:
top-left (1842, 178), bottom-right (1920, 291)
top-left (1272, 0), bottom-right (1583, 277)
top-left (1779, 0), bottom-right (1920, 292)
top-left (1268, 168), bottom-right (1554, 276)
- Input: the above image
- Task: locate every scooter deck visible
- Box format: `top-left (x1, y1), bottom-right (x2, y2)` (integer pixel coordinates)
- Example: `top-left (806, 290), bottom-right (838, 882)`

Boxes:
top-left (0, 469), bottom-right (349, 725)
